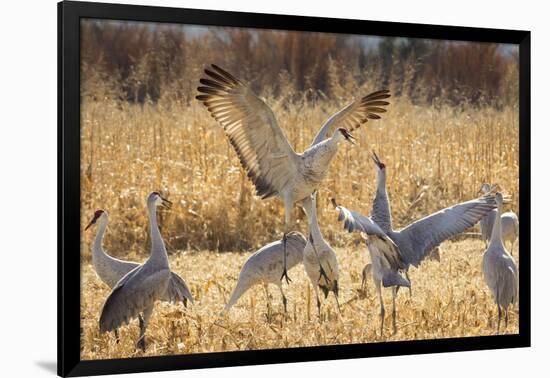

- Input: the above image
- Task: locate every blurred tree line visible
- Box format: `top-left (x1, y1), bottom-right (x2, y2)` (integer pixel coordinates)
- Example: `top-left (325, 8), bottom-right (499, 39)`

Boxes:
top-left (81, 20), bottom-right (518, 107)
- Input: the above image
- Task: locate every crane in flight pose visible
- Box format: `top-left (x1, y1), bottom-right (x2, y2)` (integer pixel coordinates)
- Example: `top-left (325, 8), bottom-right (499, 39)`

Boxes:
top-left (197, 64), bottom-right (390, 283)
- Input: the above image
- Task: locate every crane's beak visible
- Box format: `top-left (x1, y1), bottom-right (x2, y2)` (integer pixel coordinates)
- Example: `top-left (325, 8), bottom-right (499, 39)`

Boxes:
top-left (344, 130), bottom-right (356, 145)
top-left (371, 151), bottom-right (384, 169)
top-left (160, 196), bottom-right (173, 209)
top-left (84, 219), bottom-right (95, 231)
top-left (85, 213), bottom-right (100, 231)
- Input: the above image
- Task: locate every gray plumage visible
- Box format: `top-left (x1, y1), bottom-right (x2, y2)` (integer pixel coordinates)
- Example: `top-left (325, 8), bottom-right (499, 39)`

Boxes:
top-left (370, 151), bottom-right (393, 233)
top-left (85, 210), bottom-right (194, 306)
top-left (98, 192), bottom-right (192, 351)
top-left (367, 153), bottom-right (498, 268)
top-left (480, 209), bottom-right (519, 253)
top-left (334, 200), bottom-right (410, 334)
top-left (482, 192), bottom-right (519, 333)
top-left (225, 232), bottom-right (307, 312)
top-left (196, 64), bottom-right (390, 282)
top-left (339, 195), bottom-right (497, 269)
top-left (334, 153), bottom-right (499, 333)
top-left (302, 193), bottom-right (341, 318)
top-left (479, 183), bottom-right (519, 253)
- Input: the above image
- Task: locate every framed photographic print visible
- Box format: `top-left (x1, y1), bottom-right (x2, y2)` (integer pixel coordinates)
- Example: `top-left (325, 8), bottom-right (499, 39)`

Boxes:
top-left (58, 0), bottom-right (531, 376)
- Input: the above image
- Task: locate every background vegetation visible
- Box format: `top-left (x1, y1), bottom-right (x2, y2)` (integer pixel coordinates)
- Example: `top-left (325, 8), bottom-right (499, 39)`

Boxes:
top-left (79, 20), bottom-right (519, 358)
top-left (80, 20), bottom-right (519, 255)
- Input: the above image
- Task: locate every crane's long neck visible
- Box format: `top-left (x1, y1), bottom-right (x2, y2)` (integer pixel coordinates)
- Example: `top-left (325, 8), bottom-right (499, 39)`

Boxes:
top-left (92, 217), bottom-right (108, 264)
top-left (318, 135), bottom-right (342, 166)
top-left (372, 169), bottom-right (393, 232)
top-left (302, 196), bottom-right (323, 244)
top-left (488, 202), bottom-right (504, 250)
top-left (148, 202), bottom-right (169, 265)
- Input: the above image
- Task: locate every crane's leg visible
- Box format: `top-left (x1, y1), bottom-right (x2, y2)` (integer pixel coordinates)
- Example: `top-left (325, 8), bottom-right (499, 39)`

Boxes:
top-left (313, 286), bottom-right (322, 321)
top-left (392, 286), bottom-right (398, 335)
top-left (136, 306), bottom-right (153, 351)
top-left (114, 329), bottom-right (120, 344)
top-left (280, 202), bottom-right (292, 284)
top-left (334, 290), bottom-right (341, 315)
top-left (375, 279), bottom-right (385, 336)
top-left (505, 307), bottom-right (509, 330)
top-left (263, 283), bottom-right (272, 321)
top-left (278, 285), bottom-right (288, 314)
top-left (497, 305), bottom-right (502, 335)
top-left (362, 264), bottom-right (372, 296)
top-left (310, 233), bottom-right (329, 284)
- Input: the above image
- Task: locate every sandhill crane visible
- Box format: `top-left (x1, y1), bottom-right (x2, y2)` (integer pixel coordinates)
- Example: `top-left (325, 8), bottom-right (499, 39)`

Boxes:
top-left (333, 153), bottom-right (500, 333)
top-left (224, 232), bottom-right (307, 315)
top-left (85, 209), bottom-right (141, 288)
top-left (301, 192), bottom-right (345, 319)
top-left (196, 64), bottom-right (390, 283)
top-left (482, 192), bottom-right (518, 333)
top-left (85, 210), bottom-right (193, 306)
top-left (85, 209), bottom-right (194, 344)
top-left (366, 152), bottom-right (498, 271)
top-left (98, 192), bottom-right (192, 351)
top-left (332, 198), bottom-right (410, 335)
top-left (479, 184), bottom-right (519, 254)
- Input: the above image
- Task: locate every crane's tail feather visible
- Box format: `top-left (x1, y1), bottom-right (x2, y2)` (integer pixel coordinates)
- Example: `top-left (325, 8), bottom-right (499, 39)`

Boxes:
top-left (382, 271), bottom-right (411, 288)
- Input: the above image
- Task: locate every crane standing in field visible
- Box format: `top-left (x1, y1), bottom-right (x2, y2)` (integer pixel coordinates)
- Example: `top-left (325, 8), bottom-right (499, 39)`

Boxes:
top-left (332, 198), bottom-right (410, 334)
top-left (224, 232), bottom-right (307, 314)
top-left (482, 192), bottom-right (518, 333)
top-left (98, 192), bottom-right (192, 351)
top-left (196, 64), bottom-right (390, 284)
top-left (85, 209), bottom-right (194, 342)
top-left (479, 184), bottom-right (519, 254)
top-left (302, 192), bottom-right (343, 319)
top-left (333, 152), bottom-right (500, 334)
top-left (360, 247), bottom-right (439, 297)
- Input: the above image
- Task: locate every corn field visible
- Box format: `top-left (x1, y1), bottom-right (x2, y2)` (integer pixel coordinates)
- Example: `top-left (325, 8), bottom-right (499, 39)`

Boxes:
top-left (79, 21), bottom-right (520, 360)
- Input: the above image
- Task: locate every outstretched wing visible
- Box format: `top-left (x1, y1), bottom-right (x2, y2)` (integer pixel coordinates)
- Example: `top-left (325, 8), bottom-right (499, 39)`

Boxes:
top-left (164, 272), bottom-right (194, 307)
top-left (197, 65), bottom-right (299, 199)
top-left (310, 90), bottom-right (391, 146)
top-left (99, 266), bottom-right (169, 333)
top-left (335, 204), bottom-right (405, 271)
top-left (399, 195), bottom-right (497, 266)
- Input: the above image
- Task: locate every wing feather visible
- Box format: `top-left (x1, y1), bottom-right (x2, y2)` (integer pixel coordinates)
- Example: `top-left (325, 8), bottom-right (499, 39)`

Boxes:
top-left (311, 89), bottom-right (391, 146)
top-left (99, 267), bottom-right (169, 333)
top-left (197, 65), bottom-right (299, 199)
top-left (335, 204), bottom-right (406, 271)
top-left (400, 195), bottom-right (498, 265)
top-left (163, 272), bottom-right (194, 306)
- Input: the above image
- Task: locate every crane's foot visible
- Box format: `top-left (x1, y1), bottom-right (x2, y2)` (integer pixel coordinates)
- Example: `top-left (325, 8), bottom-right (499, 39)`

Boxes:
top-left (136, 335), bottom-right (147, 351)
top-left (281, 269), bottom-right (292, 284)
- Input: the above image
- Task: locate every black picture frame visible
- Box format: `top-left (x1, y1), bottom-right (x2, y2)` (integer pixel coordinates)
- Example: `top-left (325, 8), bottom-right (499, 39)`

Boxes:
top-left (58, 1), bottom-right (531, 376)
